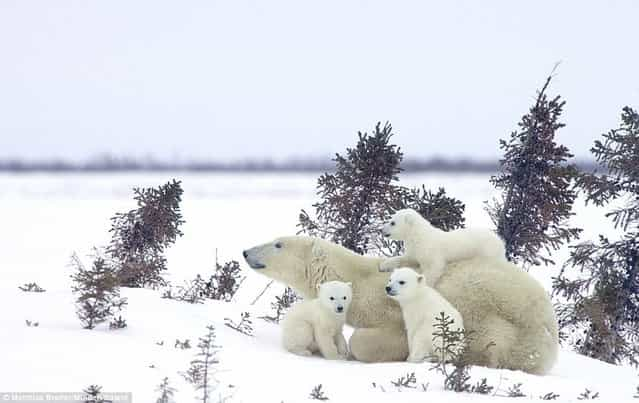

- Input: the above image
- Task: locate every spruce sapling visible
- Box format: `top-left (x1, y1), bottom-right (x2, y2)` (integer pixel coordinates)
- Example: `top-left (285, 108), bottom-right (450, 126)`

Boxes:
top-left (309, 384), bottom-right (329, 401)
top-left (553, 106), bottom-right (639, 366)
top-left (487, 74), bottom-right (580, 267)
top-left (155, 377), bottom-right (176, 403)
top-left (108, 180), bottom-right (184, 288)
top-left (83, 385), bottom-right (105, 403)
top-left (70, 253), bottom-right (127, 330)
top-left (299, 122), bottom-right (465, 256)
top-left (182, 325), bottom-right (220, 403)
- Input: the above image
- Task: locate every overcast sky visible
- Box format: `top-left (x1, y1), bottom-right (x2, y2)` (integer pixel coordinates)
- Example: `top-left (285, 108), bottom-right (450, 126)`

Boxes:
top-left (1, 1), bottom-right (638, 162)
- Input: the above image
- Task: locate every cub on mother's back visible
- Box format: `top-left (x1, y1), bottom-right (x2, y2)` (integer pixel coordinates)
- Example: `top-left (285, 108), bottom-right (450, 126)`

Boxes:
top-left (380, 208), bottom-right (506, 286)
top-left (281, 280), bottom-right (352, 360)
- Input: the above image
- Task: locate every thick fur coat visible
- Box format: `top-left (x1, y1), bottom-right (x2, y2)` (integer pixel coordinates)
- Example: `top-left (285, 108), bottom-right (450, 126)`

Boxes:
top-left (380, 209), bottom-right (506, 286)
top-left (386, 268), bottom-right (464, 363)
top-left (281, 281), bottom-right (351, 360)
top-left (243, 236), bottom-right (558, 374)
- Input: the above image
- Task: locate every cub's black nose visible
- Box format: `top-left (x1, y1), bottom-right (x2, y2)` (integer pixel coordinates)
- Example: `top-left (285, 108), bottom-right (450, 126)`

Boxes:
top-left (385, 286), bottom-right (392, 293)
top-left (337, 306), bottom-right (344, 313)
top-left (242, 250), bottom-right (248, 259)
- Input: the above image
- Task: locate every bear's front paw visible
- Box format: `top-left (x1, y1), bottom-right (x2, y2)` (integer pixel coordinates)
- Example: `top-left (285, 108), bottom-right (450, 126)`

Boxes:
top-left (379, 259), bottom-right (398, 273)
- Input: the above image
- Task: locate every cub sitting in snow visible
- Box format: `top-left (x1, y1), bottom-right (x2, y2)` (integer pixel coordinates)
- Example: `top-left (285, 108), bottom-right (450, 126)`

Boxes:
top-left (386, 268), bottom-right (464, 363)
top-left (380, 208), bottom-right (506, 286)
top-left (281, 280), bottom-right (352, 360)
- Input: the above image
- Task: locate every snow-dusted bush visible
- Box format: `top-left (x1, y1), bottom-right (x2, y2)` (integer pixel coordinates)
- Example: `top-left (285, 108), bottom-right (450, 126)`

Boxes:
top-left (224, 312), bottom-right (254, 336)
top-left (18, 282), bottom-right (45, 292)
top-left (487, 74), bottom-right (581, 267)
top-left (175, 339), bottom-right (192, 349)
top-left (554, 106), bottom-right (639, 366)
top-left (155, 377), bottom-right (176, 403)
top-left (161, 259), bottom-right (244, 304)
top-left (70, 253), bottom-right (127, 330)
top-left (430, 312), bottom-right (473, 393)
top-left (182, 325), bottom-right (220, 403)
top-left (204, 259), bottom-right (244, 302)
top-left (261, 287), bottom-right (299, 324)
top-left (298, 122), bottom-right (465, 256)
top-left (83, 385), bottom-right (105, 403)
top-left (309, 384), bottom-right (329, 401)
top-left (161, 275), bottom-right (207, 304)
top-left (109, 179), bottom-right (184, 288)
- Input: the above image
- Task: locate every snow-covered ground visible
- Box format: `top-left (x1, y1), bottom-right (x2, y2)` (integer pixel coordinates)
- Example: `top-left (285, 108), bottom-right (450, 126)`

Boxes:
top-left (1, 172), bottom-right (637, 402)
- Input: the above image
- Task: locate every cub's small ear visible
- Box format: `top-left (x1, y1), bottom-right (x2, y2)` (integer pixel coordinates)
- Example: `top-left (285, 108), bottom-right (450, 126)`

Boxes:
top-left (417, 275), bottom-right (424, 283)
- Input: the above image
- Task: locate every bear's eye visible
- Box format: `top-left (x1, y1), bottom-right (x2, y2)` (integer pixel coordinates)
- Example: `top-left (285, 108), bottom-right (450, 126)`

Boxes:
top-left (343, 296), bottom-right (346, 300)
top-left (390, 221), bottom-right (395, 226)
top-left (399, 281), bottom-right (405, 285)
top-left (274, 242), bottom-right (282, 249)
top-left (330, 296), bottom-right (335, 301)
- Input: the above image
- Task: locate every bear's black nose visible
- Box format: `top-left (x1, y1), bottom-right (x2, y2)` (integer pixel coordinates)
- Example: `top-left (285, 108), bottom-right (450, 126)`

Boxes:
top-left (385, 286), bottom-right (392, 293)
top-left (242, 250), bottom-right (248, 259)
top-left (337, 306), bottom-right (343, 313)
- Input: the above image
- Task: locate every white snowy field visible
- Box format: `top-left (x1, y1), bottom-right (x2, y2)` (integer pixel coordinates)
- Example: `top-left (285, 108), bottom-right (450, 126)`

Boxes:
top-left (0, 172), bottom-right (637, 402)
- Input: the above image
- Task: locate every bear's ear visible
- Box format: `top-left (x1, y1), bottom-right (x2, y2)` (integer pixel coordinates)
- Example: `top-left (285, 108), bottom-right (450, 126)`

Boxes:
top-left (346, 282), bottom-right (352, 288)
top-left (417, 275), bottom-right (424, 283)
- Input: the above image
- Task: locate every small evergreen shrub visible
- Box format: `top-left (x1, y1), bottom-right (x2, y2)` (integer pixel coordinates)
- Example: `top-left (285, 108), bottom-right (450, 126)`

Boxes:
top-left (19, 282), bottom-right (45, 292)
top-left (224, 312), bottom-right (254, 336)
top-left (204, 259), bottom-right (244, 302)
top-left (83, 385), bottom-right (105, 403)
top-left (430, 312), bottom-right (472, 393)
top-left (309, 384), bottom-right (329, 401)
top-left (487, 74), bottom-right (580, 267)
top-left (299, 122), bottom-right (465, 256)
top-left (108, 180), bottom-right (184, 288)
top-left (261, 287), bottom-right (299, 323)
top-left (155, 377), bottom-right (176, 403)
top-left (182, 325), bottom-right (220, 403)
top-left (70, 253), bottom-right (127, 330)
top-left (553, 106), bottom-right (639, 366)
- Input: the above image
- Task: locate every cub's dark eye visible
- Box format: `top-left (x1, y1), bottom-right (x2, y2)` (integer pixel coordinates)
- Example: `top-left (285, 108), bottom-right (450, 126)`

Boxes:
top-left (275, 242), bottom-right (282, 249)
top-left (343, 296), bottom-right (346, 300)
top-left (330, 297), bottom-right (335, 301)
top-left (390, 221), bottom-right (395, 226)
top-left (399, 281), bottom-right (405, 285)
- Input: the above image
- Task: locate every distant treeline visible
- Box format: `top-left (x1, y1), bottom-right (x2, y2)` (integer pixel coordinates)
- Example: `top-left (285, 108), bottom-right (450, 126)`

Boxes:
top-left (0, 157), bottom-right (598, 173)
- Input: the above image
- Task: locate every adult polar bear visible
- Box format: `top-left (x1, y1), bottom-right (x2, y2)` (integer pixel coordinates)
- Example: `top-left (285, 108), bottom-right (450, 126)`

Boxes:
top-left (243, 236), bottom-right (558, 374)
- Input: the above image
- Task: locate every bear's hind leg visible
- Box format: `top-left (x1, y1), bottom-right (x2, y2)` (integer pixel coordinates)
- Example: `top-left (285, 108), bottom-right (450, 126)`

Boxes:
top-left (349, 326), bottom-right (408, 362)
top-left (283, 321), bottom-right (315, 357)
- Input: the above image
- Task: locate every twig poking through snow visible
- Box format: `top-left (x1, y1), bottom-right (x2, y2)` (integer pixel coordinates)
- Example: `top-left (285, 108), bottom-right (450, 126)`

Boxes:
top-left (309, 384), bottom-right (329, 401)
top-left (224, 312), bottom-right (254, 336)
top-left (250, 280), bottom-right (274, 305)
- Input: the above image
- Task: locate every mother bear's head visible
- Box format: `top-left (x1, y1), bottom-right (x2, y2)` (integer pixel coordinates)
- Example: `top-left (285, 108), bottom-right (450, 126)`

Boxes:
top-left (243, 236), bottom-right (319, 296)
top-left (242, 236), bottom-right (369, 299)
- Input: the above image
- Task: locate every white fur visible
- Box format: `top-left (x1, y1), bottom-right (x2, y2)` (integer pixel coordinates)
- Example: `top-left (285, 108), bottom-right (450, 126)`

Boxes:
top-left (380, 208), bottom-right (506, 285)
top-left (386, 268), bottom-right (464, 363)
top-left (281, 280), bottom-right (352, 360)
top-left (244, 236), bottom-right (559, 374)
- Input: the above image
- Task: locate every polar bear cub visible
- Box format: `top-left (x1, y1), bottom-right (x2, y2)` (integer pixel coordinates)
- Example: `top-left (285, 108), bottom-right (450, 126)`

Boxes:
top-left (386, 268), bottom-right (464, 363)
top-left (281, 281), bottom-right (352, 360)
top-left (380, 208), bottom-right (506, 286)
